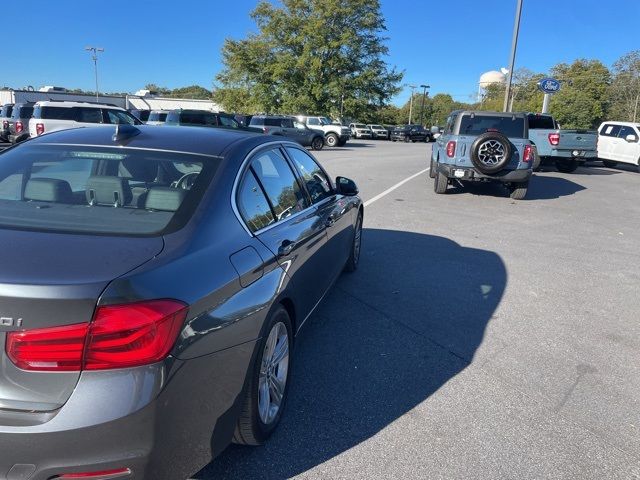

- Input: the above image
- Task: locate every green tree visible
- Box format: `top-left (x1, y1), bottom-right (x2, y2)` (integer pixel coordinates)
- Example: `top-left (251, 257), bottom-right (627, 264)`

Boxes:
top-left (143, 83), bottom-right (171, 95)
top-left (608, 50), bottom-right (640, 122)
top-left (214, 0), bottom-right (403, 116)
top-left (548, 59), bottom-right (610, 129)
top-left (169, 85), bottom-right (212, 100)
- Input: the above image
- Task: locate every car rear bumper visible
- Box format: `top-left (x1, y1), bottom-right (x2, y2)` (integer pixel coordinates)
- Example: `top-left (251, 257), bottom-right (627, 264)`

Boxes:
top-left (543, 149), bottom-right (598, 160)
top-left (437, 163), bottom-right (532, 183)
top-left (0, 340), bottom-right (256, 480)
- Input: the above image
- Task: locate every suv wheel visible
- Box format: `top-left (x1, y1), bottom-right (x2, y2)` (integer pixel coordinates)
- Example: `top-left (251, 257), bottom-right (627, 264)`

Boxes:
top-left (434, 170), bottom-right (448, 194)
top-left (429, 158), bottom-right (437, 178)
top-left (234, 305), bottom-right (292, 446)
top-left (509, 181), bottom-right (528, 200)
top-left (325, 133), bottom-right (338, 147)
top-left (555, 159), bottom-right (578, 173)
top-left (311, 137), bottom-right (324, 151)
top-left (470, 132), bottom-right (513, 174)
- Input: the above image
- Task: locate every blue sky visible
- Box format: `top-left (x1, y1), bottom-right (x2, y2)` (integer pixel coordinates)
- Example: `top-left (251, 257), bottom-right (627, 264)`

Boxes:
top-left (2, 0), bottom-right (638, 106)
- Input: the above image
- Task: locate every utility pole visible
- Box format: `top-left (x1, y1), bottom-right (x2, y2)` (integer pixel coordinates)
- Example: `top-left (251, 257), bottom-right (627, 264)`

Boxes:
top-left (503, 0), bottom-right (523, 112)
top-left (419, 84), bottom-right (430, 125)
top-left (340, 94), bottom-right (344, 119)
top-left (408, 85), bottom-right (417, 124)
top-left (85, 46), bottom-right (104, 102)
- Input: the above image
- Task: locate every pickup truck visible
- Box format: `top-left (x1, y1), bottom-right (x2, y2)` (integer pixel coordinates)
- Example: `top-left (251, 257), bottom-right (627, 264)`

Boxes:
top-left (526, 113), bottom-right (598, 173)
top-left (431, 110), bottom-right (533, 200)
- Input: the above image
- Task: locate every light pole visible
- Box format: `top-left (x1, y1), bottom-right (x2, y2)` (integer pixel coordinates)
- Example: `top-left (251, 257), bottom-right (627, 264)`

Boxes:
top-left (419, 84), bottom-right (430, 126)
top-left (340, 94), bottom-right (344, 119)
top-left (503, 0), bottom-right (523, 112)
top-left (85, 46), bottom-right (104, 102)
top-left (408, 85), bottom-right (417, 124)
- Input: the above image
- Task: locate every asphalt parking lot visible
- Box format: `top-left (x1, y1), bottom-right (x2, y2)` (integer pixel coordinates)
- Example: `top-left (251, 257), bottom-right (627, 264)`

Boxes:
top-left (195, 139), bottom-right (640, 479)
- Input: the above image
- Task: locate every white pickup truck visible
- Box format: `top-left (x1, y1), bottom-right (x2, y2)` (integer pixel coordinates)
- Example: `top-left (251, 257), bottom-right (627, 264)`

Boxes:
top-left (296, 115), bottom-right (351, 147)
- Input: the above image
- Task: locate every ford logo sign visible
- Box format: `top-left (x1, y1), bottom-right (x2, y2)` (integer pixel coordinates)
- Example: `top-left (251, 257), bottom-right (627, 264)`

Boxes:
top-left (537, 78), bottom-right (561, 94)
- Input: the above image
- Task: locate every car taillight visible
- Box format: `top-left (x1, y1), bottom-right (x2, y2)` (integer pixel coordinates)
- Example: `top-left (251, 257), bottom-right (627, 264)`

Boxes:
top-left (54, 468), bottom-right (132, 479)
top-left (548, 133), bottom-right (560, 146)
top-left (15, 121), bottom-right (23, 133)
top-left (446, 141), bottom-right (456, 158)
top-left (6, 300), bottom-right (187, 372)
top-left (523, 145), bottom-right (532, 163)
top-left (36, 122), bottom-right (45, 135)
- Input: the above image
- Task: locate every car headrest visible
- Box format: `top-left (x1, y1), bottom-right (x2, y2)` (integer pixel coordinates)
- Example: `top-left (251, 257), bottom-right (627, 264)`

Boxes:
top-left (24, 178), bottom-right (73, 203)
top-left (86, 176), bottom-right (132, 207)
top-left (144, 187), bottom-right (187, 212)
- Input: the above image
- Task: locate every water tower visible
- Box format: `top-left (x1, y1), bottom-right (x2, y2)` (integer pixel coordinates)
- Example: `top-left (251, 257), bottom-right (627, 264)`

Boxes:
top-left (478, 70), bottom-right (507, 101)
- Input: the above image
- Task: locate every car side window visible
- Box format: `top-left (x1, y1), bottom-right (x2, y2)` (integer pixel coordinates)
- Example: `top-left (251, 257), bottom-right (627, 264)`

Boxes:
top-left (281, 118), bottom-right (294, 128)
top-left (237, 170), bottom-right (275, 232)
top-left (617, 126), bottom-right (635, 138)
top-left (105, 110), bottom-right (136, 125)
top-left (307, 118), bottom-right (320, 126)
top-left (285, 147), bottom-right (333, 204)
top-left (250, 149), bottom-right (309, 221)
top-left (219, 115), bottom-right (239, 128)
top-left (75, 108), bottom-right (103, 123)
top-left (602, 124), bottom-right (621, 137)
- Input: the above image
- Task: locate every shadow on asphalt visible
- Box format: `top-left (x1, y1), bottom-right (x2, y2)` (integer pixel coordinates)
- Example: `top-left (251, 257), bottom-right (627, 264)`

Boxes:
top-left (196, 228), bottom-right (506, 479)
top-left (444, 175), bottom-right (586, 201)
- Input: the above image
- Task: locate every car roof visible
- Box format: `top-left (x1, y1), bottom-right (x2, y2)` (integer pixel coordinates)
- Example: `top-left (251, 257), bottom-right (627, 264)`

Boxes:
top-left (455, 110), bottom-right (526, 118)
top-left (598, 120), bottom-right (640, 128)
top-left (35, 101), bottom-right (125, 109)
top-left (26, 124), bottom-right (268, 157)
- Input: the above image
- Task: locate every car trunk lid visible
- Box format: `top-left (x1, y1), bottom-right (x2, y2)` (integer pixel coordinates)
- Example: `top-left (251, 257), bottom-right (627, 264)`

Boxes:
top-left (0, 229), bottom-right (163, 415)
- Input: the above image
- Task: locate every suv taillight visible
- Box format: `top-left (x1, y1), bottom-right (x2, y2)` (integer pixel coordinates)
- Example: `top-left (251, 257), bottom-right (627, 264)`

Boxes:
top-left (548, 133), bottom-right (560, 146)
top-left (15, 121), bottom-right (23, 133)
top-left (36, 123), bottom-right (45, 135)
top-left (446, 141), bottom-right (456, 158)
top-left (6, 300), bottom-right (187, 372)
top-left (523, 144), bottom-right (532, 163)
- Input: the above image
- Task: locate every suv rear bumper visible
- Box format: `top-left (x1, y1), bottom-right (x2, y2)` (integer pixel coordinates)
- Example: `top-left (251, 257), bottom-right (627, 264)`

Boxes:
top-left (437, 163), bottom-right (532, 183)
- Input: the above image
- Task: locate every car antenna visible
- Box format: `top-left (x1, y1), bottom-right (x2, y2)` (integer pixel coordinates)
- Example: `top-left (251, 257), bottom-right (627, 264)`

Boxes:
top-left (113, 124), bottom-right (141, 143)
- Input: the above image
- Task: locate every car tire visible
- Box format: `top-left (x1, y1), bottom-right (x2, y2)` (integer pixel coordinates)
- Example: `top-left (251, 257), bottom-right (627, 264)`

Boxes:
top-left (469, 132), bottom-right (513, 174)
top-left (234, 305), bottom-right (293, 446)
top-left (344, 211), bottom-right (363, 273)
top-left (311, 136), bottom-right (324, 151)
top-left (555, 159), bottom-right (578, 173)
top-left (429, 158), bottom-right (437, 178)
top-left (434, 170), bottom-right (448, 194)
top-left (404, 136), bottom-right (411, 143)
top-left (325, 133), bottom-right (338, 147)
top-left (602, 160), bottom-right (617, 168)
top-left (509, 181), bottom-right (528, 200)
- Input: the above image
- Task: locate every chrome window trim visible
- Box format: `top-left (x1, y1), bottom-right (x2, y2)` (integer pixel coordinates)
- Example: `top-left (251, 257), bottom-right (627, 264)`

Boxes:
top-left (39, 143), bottom-right (223, 159)
top-left (231, 141), bottom-right (335, 237)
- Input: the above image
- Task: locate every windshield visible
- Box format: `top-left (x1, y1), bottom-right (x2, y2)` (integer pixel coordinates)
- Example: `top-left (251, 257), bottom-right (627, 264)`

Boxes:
top-left (458, 115), bottom-right (526, 138)
top-left (354, 124), bottom-right (367, 128)
top-left (370, 125), bottom-right (384, 129)
top-left (319, 117), bottom-right (332, 125)
top-left (0, 145), bottom-right (219, 236)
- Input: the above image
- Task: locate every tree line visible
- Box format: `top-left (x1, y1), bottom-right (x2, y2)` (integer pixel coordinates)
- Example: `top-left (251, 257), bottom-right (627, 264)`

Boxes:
top-left (210, 0), bottom-right (639, 130)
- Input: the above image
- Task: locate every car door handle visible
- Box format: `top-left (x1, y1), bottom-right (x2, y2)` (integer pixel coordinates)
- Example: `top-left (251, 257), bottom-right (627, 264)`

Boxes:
top-left (278, 240), bottom-right (296, 257)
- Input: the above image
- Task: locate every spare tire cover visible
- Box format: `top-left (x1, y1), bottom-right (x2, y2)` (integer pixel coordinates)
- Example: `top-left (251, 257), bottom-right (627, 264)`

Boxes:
top-left (470, 132), bottom-right (513, 174)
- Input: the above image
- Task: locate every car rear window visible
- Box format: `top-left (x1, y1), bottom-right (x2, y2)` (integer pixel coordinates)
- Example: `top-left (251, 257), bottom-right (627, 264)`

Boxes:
top-left (1, 105), bottom-right (13, 117)
top-left (33, 106), bottom-right (76, 120)
top-left (148, 112), bottom-right (168, 122)
top-left (458, 115), bottom-right (526, 138)
top-left (13, 106), bottom-right (34, 119)
top-left (0, 145), bottom-right (219, 236)
top-left (527, 115), bottom-right (556, 130)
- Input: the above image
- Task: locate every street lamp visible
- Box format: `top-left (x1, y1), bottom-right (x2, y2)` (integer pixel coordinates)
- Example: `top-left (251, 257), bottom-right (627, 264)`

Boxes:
top-left (408, 85), bottom-right (417, 124)
top-left (503, 0), bottom-right (523, 112)
top-left (85, 46), bottom-right (104, 102)
top-left (419, 84), bottom-right (430, 126)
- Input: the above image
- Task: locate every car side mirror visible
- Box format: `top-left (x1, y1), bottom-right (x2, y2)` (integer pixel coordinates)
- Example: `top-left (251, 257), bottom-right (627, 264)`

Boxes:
top-left (336, 176), bottom-right (358, 196)
top-left (625, 134), bottom-right (638, 143)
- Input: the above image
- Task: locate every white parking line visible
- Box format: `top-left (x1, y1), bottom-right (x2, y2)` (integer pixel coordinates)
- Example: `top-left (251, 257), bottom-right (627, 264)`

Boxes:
top-left (363, 167), bottom-right (430, 207)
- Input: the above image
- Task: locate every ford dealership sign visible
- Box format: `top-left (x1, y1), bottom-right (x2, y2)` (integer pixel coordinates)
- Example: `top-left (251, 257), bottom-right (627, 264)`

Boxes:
top-left (537, 78), bottom-right (561, 94)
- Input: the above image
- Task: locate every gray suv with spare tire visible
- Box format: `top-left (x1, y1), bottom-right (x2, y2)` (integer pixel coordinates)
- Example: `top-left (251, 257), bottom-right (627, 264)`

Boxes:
top-left (430, 110), bottom-right (534, 200)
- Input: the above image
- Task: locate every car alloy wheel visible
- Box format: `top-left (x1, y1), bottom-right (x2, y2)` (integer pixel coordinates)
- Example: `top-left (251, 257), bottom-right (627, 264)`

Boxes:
top-left (325, 133), bottom-right (338, 147)
top-left (258, 321), bottom-right (289, 425)
top-left (477, 140), bottom-right (506, 166)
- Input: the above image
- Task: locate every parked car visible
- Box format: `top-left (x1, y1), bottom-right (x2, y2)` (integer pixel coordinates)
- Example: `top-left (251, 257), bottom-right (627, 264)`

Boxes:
top-left (146, 110), bottom-right (170, 125)
top-left (296, 115), bottom-right (350, 147)
top-left (597, 121), bottom-right (640, 168)
top-left (0, 125), bottom-right (362, 480)
top-left (0, 103), bottom-right (14, 142)
top-left (29, 101), bottom-right (141, 138)
top-left (431, 110), bottom-right (533, 199)
top-left (129, 109), bottom-right (151, 122)
top-left (165, 109), bottom-right (243, 129)
top-left (391, 124), bottom-right (429, 142)
top-left (249, 115), bottom-right (325, 150)
top-left (349, 123), bottom-right (372, 139)
top-left (7, 102), bottom-right (35, 144)
top-left (367, 124), bottom-right (389, 139)
top-left (526, 113), bottom-right (597, 172)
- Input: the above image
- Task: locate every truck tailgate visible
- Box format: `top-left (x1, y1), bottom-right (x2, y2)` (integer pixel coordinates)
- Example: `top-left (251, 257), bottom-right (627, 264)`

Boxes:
top-left (558, 130), bottom-right (597, 151)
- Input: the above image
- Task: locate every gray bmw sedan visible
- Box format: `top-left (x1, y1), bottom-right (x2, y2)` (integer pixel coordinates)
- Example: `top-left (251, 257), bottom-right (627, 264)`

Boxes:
top-left (0, 125), bottom-right (363, 479)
